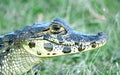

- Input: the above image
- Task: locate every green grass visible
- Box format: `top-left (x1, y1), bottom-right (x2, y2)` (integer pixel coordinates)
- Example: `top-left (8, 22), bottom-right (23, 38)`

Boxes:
top-left (0, 0), bottom-right (120, 75)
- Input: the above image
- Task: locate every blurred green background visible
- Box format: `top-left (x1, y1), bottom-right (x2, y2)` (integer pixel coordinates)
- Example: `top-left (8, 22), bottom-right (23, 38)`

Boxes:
top-left (0, 0), bottom-right (120, 75)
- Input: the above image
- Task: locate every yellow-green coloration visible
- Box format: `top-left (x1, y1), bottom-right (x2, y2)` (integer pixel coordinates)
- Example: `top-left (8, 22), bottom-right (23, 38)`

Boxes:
top-left (23, 39), bottom-right (107, 57)
top-left (0, 18), bottom-right (107, 75)
top-left (0, 0), bottom-right (120, 75)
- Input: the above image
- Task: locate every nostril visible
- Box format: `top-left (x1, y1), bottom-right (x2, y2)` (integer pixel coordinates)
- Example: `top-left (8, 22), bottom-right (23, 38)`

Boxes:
top-left (97, 32), bottom-right (104, 36)
top-left (97, 32), bottom-right (108, 40)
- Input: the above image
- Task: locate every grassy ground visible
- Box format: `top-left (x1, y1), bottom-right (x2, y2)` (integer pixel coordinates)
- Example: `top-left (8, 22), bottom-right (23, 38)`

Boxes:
top-left (0, 0), bottom-right (120, 75)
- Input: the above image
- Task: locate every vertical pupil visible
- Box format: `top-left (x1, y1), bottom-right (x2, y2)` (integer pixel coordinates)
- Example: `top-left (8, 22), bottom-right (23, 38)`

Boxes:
top-left (52, 25), bottom-right (60, 30)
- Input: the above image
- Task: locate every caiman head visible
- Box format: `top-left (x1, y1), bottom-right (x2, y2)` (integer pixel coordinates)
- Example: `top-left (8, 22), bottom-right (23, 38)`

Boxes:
top-left (22, 18), bottom-right (108, 57)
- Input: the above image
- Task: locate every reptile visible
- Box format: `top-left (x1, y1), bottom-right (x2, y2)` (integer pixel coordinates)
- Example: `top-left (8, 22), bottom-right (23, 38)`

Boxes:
top-left (0, 18), bottom-right (107, 75)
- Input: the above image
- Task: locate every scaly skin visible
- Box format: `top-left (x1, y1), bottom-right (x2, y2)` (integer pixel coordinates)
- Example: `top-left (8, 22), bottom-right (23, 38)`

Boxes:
top-left (0, 18), bottom-right (108, 75)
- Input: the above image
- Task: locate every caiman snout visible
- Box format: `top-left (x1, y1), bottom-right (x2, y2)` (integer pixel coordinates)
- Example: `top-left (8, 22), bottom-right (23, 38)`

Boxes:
top-left (72, 31), bottom-right (108, 52)
top-left (97, 32), bottom-right (108, 40)
top-left (23, 18), bottom-right (108, 57)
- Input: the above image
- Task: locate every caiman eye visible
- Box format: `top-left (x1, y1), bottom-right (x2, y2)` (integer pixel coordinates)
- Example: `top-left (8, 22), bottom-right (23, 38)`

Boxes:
top-left (51, 24), bottom-right (61, 31)
top-left (50, 23), bottom-right (67, 34)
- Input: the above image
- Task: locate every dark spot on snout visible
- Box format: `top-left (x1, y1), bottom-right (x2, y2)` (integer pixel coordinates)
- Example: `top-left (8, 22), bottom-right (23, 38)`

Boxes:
top-left (75, 42), bottom-right (79, 45)
top-left (62, 46), bottom-right (71, 53)
top-left (47, 53), bottom-right (50, 55)
top-left (28, 42), bottom-right (35, 48)
top-left (78, 44), bottom-right (85, 51)
top-left (37, 51), bottom-right (41, 55)
top-left (52, 53), bottom-right (56, 55)
top-left (91, 42), bottom-right (96, 48)
top-left (44, 43), bottom-right (53, 51)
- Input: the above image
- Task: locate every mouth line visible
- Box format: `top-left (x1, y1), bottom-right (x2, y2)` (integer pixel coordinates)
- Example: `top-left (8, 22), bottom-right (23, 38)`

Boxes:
top-left (23, 38), bottom-right (107, 58)
top-left (45, 39), bottom-right (107, 47)
top-left (27, 37), bottom-right (107, 50)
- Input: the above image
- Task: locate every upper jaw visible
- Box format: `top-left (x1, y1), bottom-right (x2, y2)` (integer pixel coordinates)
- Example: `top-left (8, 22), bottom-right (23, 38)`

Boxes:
top-left (60, 32), bottom-right (108, 52)
top-left (59, 31), bottom-right (107, 46)
top-left (23, 31), bottom-right (107, 57)
top-left (43, 31), bottom-right (107, 53)
top-left (43, 30), bottom-right (108, 48)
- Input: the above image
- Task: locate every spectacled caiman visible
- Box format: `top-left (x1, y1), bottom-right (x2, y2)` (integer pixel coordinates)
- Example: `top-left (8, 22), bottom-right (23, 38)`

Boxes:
top-left (0, 18), bottom-right (108, 75)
